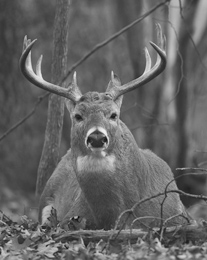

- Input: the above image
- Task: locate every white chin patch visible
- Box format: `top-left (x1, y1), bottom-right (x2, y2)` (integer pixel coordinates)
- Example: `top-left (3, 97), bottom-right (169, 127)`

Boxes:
top-left (90, 148), bottom-right (107, 157)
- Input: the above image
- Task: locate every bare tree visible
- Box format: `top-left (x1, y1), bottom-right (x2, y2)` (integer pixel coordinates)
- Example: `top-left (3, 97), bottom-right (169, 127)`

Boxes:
top-left (36, 0), bottom-right (71, 197)
top-left (173, 1), bottom-right (199, 195)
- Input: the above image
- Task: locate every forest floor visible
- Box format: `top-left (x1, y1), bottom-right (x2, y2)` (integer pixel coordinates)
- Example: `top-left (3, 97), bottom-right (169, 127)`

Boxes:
top-left (1, 194), bottom-right (207, 260)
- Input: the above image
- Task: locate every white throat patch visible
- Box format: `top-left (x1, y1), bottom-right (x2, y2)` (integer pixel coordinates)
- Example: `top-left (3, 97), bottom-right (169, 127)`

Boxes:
top-left (77, 154), bottom-right (116, 174)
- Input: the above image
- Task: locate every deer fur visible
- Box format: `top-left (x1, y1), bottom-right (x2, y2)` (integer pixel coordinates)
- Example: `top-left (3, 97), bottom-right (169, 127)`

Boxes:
top-left (39, 90), bottom-right (187, 230)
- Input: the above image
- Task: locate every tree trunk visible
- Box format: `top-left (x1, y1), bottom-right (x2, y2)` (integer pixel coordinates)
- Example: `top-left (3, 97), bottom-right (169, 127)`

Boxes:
top-left (36, 0), bottom-right (70, 198)
top-left (174, 2), bottom-right (198, 165)
top-left (174, 1), bottom-right (199, 203)
top-left (115, 0), bottom-right (144, 99)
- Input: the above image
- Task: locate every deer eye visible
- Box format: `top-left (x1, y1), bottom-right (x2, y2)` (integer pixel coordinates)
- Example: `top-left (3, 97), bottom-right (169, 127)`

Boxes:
top-left (74, 114), bottom-right (83, 121)
top-left (110, 113), bottom-right (118, 120)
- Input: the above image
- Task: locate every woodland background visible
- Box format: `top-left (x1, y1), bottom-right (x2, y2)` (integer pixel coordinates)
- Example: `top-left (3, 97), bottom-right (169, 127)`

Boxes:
top-left (0, 0), bottom-right (207, 221)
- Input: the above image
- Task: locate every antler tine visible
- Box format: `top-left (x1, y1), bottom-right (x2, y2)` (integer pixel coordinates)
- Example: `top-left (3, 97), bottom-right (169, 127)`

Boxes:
top-left (147, 23), bottom-right (166, 74)
top-left (19, 37), bottom-right (81, 103)
top-left (72, 71), bottom-right (77, 85)
top-left (109, 24), bottom-right (167, 100)
top-left (143, 47), bottom-right (152, 74)
top-left (36, 55), bottom-right (43, 79)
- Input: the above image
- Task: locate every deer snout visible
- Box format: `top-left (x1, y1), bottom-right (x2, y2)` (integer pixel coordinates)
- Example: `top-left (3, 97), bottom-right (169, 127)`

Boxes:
top-left (85, 127), bottom-right (109, 150)
top-left (87, 131), bottom-right (107, 148)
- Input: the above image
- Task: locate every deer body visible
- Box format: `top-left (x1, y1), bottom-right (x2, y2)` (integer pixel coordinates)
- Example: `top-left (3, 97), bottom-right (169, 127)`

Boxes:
top-left (38, 91), bottom-right (185, 229)
top-left (20, 26), bottom-right (187, 230)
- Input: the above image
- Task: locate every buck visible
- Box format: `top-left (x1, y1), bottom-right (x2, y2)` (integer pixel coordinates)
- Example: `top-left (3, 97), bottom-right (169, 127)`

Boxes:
top-left (20, 26), bottom-right (187, 230)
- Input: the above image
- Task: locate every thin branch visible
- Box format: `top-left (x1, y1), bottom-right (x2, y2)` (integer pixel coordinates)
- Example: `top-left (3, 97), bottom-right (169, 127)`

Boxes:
top-left (112, 186), bottom-right (207, 238)
top-left (158, 170), bottom-right (207, 230)
top-left (164, 170), bottom-right (207, 194)
top-left (159, 175), bottom-right (191, 228)
top-left (176, 167), bottom-right (207, 172)
top-left (131, 216), bottom-right (163, 230)
top-left (159, 213), bottom-right (188, 241)
top-left (0, 93), bottom-right (49, 143)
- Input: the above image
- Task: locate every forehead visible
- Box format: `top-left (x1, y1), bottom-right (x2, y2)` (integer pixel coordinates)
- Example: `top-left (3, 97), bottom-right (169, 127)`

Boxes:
top-left (75, 92), bottom-right (118, 113)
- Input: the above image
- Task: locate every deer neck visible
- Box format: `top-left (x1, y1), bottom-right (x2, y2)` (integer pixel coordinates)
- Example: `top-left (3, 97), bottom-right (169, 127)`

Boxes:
top-left (75, 153), bottom-right (122, 229)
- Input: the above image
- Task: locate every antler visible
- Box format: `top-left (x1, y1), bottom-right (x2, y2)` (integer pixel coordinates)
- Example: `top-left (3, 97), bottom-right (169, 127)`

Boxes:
top-left (109, 24), bottom-right (167, 100)
top-left (19, 36), bottom-right (81, 103)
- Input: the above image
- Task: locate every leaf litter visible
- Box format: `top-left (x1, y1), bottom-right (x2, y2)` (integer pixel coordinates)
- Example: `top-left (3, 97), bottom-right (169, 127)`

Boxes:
top-left (1, 211), bottom-right (207, 259)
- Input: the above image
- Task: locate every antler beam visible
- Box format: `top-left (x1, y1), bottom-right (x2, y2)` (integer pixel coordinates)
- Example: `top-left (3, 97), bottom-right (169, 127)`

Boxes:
top-left (19, 36), bottom-right (81, 103)
top-left (109, 24), bottom-right (167, 100)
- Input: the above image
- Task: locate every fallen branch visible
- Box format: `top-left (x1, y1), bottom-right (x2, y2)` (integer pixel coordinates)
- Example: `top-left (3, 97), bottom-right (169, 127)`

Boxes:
top-left (54, 221), bottom-right (207, 245)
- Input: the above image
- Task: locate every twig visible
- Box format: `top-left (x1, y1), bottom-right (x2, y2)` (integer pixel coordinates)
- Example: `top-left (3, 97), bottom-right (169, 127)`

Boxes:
top-left (159, 170), bottom-right (204, 231)
top-left (112, 187), bottom-right (207, 240)
top-left (164, 170), bottom-right (207, 196)
top-left (0, 93), bottom-right (49, 143)
top-left (159, 170), bottom-right (207, 230)
top-left (176, 167), bottom-right (207, 172)
top-left (132, 189), bottom-right (207, 212)
top-left (131, 216), bottom-right (163, 230)
top-left (159, 212), bottom-right (189, 241)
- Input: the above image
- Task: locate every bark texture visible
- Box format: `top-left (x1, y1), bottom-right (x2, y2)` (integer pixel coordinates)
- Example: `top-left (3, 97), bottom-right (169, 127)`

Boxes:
top-left (36, 0), bottom-right (70, 197)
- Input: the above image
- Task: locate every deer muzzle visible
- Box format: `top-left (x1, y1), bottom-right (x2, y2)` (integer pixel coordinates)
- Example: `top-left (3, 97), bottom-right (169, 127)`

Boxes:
top-left (85, 127), bottom-right (109, 152)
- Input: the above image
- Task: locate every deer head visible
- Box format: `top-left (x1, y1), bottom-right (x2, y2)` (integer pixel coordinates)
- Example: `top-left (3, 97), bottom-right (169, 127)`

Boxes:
top-left (19, 24), bottom-right (166, 158)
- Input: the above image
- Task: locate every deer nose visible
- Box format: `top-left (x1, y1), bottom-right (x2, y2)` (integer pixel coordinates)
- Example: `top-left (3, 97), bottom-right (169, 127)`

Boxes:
top-left (87, 130), bottom-right (108, 148)
top-left (86, 128), bottom-right (109, 149)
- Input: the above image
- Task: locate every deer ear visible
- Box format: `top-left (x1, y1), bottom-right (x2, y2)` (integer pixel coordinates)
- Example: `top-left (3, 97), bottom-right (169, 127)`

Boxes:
top-left (106, 71), bottom-right (123, 108)
top-left (65, 98), bottom-right (75, 113)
